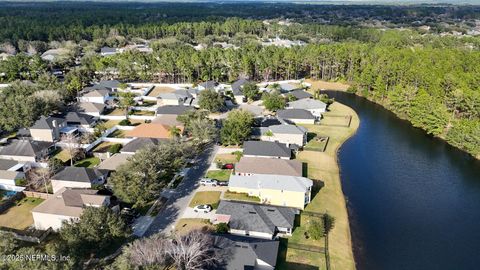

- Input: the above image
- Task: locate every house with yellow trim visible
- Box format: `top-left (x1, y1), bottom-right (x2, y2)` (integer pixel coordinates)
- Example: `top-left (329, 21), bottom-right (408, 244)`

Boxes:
top-left (228, 174), bottom-right (313, 210)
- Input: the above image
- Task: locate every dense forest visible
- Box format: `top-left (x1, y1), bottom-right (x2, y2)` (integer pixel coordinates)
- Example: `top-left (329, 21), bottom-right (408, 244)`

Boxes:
top-left (0, 2), bottom-right (479, 158)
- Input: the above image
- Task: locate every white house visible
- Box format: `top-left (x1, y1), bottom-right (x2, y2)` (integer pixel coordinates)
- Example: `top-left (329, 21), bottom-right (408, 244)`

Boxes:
top-left (277, 109), bottom-right (316, 124)
top-left (287, 99), bottom-right (327, 118)
top-left (32, 188), bottom-right (110, 230)
top-left (78, 89), bottom-right (110, 104)
top-left (259, 124), bottom-right (308, 147)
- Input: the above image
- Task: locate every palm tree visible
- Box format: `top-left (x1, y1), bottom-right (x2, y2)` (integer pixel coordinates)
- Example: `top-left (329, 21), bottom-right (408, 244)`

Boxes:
top-left (119, 92), bottom-right (136, 118)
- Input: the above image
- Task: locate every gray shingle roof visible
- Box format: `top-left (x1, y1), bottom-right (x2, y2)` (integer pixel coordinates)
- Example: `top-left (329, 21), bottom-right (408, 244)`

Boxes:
top-left (199, 80), bottom-right (218, 89)
top-left (288, 99), bottom-right (327, 110)
top-left (156, 105), bottom-right (193, 115)
top-left (288, 90), bottom-right (313, 100)
top-left (213, 234), bottom-right (279, 269)
top-left (0, 159), bottom-right (19, 170)
top-left (121, 138), bottom-right (161, 153)
top-left (98, 80), bottom-right (120, 89)
top-left (243, 141), bottom-right (291, 158)
top-left (267, 124), bottom-right (307, 135)
top-left (235, 157), bottom-right (303, 177)
top-left (63, 112), bottom-right (96, 126)
top-left (0, 140), bottom-right (53, 157)
top-left (216, 200), bottom-right (296, 234)
top-left (52, 167), bottom-right (106, 183)
top-left (31, 116), bottom-right (65, 130)
top-left (229, 174), bottom-right (313, 193)
top-left (78, 102), bottom-right (106, 114)
top-left (231, 78), bottom-right (249, 95)
top-left (100, 47), bottom-right (117, 53)
top-left (277, 109), bottom-right (315, 120)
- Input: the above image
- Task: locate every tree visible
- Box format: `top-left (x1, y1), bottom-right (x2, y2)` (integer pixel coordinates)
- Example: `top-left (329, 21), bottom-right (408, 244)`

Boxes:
top-left (165, 230), bottom-right (220, 270)
top-left (262, 91), bottom-right (286, 111)
top-left (0, 232), bottom-right (18, 255)
top-left (119, 92), bottom-right (136, 118)
top-left (189, 118), bottom-right (217, 142)
top-left (323, 213), bottom-right (335, 236)
top-left (27, 164), bottom-right (54, 194)
top-left (242, 82), bottom-right (259, 102)
top-left (308, 219), bottom-right (324, 240)
top-left (60, 206), bottom-right (129, 259)
top-left (109, 141), bottom-right (194, 207)
top-left (220, 109), bottom-right (254, 145)
top-left (169, 126), bottom-right (182, 138)
top-left (198, 89), bottom-right (224, 112)
top-left (61, 133), bottom-right (81, 166)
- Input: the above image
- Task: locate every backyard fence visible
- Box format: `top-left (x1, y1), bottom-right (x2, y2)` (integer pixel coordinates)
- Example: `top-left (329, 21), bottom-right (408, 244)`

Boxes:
top-left (0, 227), bottom-right (52, 243)
top-left (287, 242), bottom-right (326, 254)
top-left (22, 191), bottom-right (54, 200)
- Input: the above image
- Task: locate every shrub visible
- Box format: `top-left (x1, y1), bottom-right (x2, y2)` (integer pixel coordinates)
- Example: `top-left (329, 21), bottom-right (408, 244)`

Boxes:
top-left (119, 119), bottom-right (131, 126)
top-left (108, 144), bottom-right (122, 154)
top-left (215, 223), bottom-right (229, 234)
top-left (308, 219), bottom-right (324, 240)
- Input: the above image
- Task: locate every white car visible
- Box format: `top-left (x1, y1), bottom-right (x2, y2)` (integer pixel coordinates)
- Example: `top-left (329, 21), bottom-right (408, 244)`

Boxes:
top-left (193, 204), bottom-right (212, 213)
top-left (199, 178), bottom-right (218, 186)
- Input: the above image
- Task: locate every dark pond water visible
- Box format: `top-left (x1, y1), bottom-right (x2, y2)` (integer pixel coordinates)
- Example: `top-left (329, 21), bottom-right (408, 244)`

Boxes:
top-left (325, 91), bottom-right (480, 270)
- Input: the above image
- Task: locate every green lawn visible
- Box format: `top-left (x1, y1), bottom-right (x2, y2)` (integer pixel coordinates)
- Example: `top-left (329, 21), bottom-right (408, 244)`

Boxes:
top-left (223, 191), bottom-right (260, 203)
top-left (53, 149), bottom-right (71, 163)
top-left (107, 129), bottom-right (125, 138)
top-left (0, 197), bottom-right (44, 230)
top-left (75, 157), bottom-right (101, 168)
top-left (131, 110), bottom-right (155, 116)
top-left (214, 153), bottom-right (239, 164)
top-left (92, 141), bottom-right (115, 153)
top-left (175, 218), bottom-right (213, 235)
top-left (189, 191), bottom-right (221, 209)
top-left (206, 170), bottom-right (232, 181)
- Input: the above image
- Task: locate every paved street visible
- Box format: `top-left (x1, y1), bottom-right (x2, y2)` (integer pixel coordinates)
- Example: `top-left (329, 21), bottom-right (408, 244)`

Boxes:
top-left (143, 144), bottom-right (219, 237)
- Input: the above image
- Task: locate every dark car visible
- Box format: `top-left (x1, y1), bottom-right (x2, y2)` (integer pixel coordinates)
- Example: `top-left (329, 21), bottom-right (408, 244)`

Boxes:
top-left (223, 163), bottom-right (234, 169)
top-left (217, 181), bottom-right (229, 186)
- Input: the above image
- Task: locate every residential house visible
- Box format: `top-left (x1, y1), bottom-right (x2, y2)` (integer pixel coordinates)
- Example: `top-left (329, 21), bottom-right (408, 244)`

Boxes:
top-left (98, 80), bottom-right (121, 91)
top-left (126, 123), bottom-right (182, 139)
top-left (98, 153), bottom-right (130, 171)
top-left (61, 112), bottom-right (97, 132)
top-left (50, 167), bottom-right (108, 194)
top-left (0, 140), bottom-right (55, 162)
top-left (120, 138), bottom-right (162, 155)
top-left (231, 78), bottom-right (249, 104)
top-left (198, 80), bottom-right (219, 91)
top-left (78, 87), bottom-right (111, 104)
top-left (0, 159), bottom-right (27, 191)
top-left (100, 47), bottom-right (118, 56)
top-left (157, 92), bottom-right (191, 106)
top-left (287, 99), bottom-right (327, 118)
top-left (243, 141), bottom-right (291, 160)
top-left (277, 109), bottom-right (316, 124)
top-left (32, 188), bottom-right (110, 230)
top-left (258, 124), bottom-right (307, 147)
top-left (228, 174), bottom-right (313, 209)
top-left (119, 44), bottom-right (153, 54)
top-left (214, 200), bottom-right (296, 239)
top-left (29, 116), bottom-right (66, 142)
top-left (152, 114), bottom-right (183, 127)
top-left (278, 83), bottom-right (302, 93)
top-left (156, 105), bottom-right (193, 117)
top-left (235, 157), bottom-right (303, 177)
top-left (286, 89), bottom-right (313, 100)
top-left (213, 234), bottom-right (279, 270)
top-left (77, 102), bottom-right (106, 117)
top-left (40, 48), bottom-right (70, 62)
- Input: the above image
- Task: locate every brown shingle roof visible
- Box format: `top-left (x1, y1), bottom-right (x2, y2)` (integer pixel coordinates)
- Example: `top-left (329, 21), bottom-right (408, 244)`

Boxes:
top-left (126, 123), bottom-right (182, 139)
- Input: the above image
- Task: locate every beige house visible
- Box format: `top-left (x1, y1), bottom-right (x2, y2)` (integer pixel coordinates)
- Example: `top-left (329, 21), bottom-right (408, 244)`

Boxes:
top-left (228, 174), bottom-right (313, 210)
top-left (235, 157), bottom-right (303, 177)
top-left (29, 116), bottom-right (66, 142)
top-left (32, 188), bottom-right (110, 230)
top-left (51, 167), bottom-right (107, 194)
top-left (259, 124), bottom-right (307, 147)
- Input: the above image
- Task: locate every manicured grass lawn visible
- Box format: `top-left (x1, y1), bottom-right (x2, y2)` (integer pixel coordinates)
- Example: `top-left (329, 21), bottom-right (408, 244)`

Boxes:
top-left (148, 86), bottom-right (175, 97)
top-left (206, 170), bottom-right (232, 181)
top-left (105, 108), bottom-right (125, 116)
top-left (304, 134), bottom-right (328, 152)
top-left (305, 79), bottom-right (350, 91)
top-left (92, 141), bottom-right (115, 153)
top-left (75, 157), bottom-right (101, 168)
top-left (175, 218), bottom-right (213, 235)
top-left (53, 149), bottom-right (71, 163)
top-left (104, 120), bottom-right (120, 129)
top-left (132, 110), bottom-right (155, 116)
top-left (223, 191), bottom-right (260, 203)
top-left (107, 129), bottom-right (125, 138)
top-left (189, 191), bottom-right (221, 209)
top-left (320, 115), bottom-right (352, 127)
top-left (0, 197), bottom-right (44, 230)
top-left (214, 153), bottom-right (239, 164)
top-left (292, 102), bottom-right (359, 270)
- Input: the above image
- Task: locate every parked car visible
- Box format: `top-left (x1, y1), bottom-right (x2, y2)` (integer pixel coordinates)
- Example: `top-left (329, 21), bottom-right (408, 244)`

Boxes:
top-left (193, 204), bottom-right (212, 213)
top-left (199, 178), bottom-right (218, 186)
top-left (223, 163), bottom-right (234, 169)
top-left (217, 181), bottom-right (229, 186)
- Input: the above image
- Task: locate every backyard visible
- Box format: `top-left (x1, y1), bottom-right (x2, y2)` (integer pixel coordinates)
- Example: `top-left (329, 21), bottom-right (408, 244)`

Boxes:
top-left (91, 141), bottom-right (116, 153)
top-left (189, 191), bottom-right (221, 209)
top-left (75, 157), bottom-right (101, 168)
top-left (214, 152), bottom-right (241, 165)
top-left (148, 86), bottom-right (175, 97)
top-left (0, 197), bottom-right (44, 230)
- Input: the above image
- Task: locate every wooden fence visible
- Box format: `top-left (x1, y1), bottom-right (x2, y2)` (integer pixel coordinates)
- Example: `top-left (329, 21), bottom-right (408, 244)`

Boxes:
top-left (22, 190), bottom-right (55, 200)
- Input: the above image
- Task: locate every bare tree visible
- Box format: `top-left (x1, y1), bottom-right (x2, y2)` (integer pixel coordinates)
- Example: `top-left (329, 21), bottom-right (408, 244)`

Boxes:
top-left (165, 230), bottom-right (220, 270)
top-left (27, 163), bottom-right (54, 194)
top-left (0, 42), bottom-right (16, 55)
top-left (126, 235), bottom-right (169, 267)
top-left (61, 133), bottom-right (81, 166)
